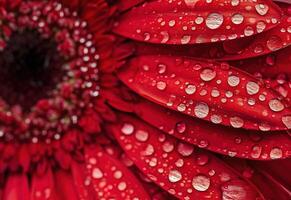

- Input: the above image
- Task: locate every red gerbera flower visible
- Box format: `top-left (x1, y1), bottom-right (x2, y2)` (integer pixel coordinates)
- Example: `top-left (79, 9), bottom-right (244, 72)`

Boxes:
top-left (0, 0), bottom-right (290, 199)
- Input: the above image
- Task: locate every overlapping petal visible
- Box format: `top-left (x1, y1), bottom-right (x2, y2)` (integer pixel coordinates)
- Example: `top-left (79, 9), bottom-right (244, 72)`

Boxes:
top-left (110, 114), bottom-right (264, 200)
top-left (114, 0), bottom-right (282, 45)
top-left (118, 55), bottom-right (291, 131)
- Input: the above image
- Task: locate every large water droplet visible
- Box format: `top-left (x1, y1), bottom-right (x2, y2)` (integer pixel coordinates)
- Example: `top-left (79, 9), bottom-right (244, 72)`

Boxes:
top-left (192, 174), bottom-right (210, 191)
top-left (168, 170), bottom-right (182, 183)
top-left (194, 102), bottom-right (209, 118)
top-left (230, 116), bottom-right (244, 128)
top-left (92, 168), bottom-right (103, 179)
top-left (228, 75), bottom-right (240, 87)
top-left (135, 130), bottom-right (149, 142)
top-left (206, 13), bottom-right (224, 30)
top-left (270, 147), bottom-right (283, 159)
top-left (267, 36), bottom-right (283, 51)
top-left (246, 81), bottom-right (260, 95)
top-left (121, 123), bottom-right (134, 135)
top-left (231, 14), bottom-right (244, 25)
top-left (177, 143), bottom-right (194, 156)
top-left (255, 4), bottom-right (269, 16)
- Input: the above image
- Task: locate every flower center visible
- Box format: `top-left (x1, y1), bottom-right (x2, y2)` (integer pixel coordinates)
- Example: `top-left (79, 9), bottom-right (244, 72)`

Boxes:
top-left (0, 1), bottom-right (100, 143)
top-left (0, 30), bottom-right (63, 110)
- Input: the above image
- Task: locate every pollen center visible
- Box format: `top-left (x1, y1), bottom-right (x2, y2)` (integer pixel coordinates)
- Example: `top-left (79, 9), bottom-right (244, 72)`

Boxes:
top-left (0, 30), bottom-right (63, 110)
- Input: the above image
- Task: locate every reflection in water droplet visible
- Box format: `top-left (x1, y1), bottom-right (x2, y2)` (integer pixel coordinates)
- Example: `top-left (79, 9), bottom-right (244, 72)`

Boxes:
top-left (185, 84), bottom-right (196, 95)
top-left (246, 81), bottom-right (260, 95)
top-left (270, 147), bottom-right (283, 159)
top-left (267, 36), bottom-right (283, 51)
top-left (231, 13), bottom-right (244, 25)
top-left (255, 4), bottom-right (269, 16)
top-left (228, 75), bottom-right (240, 87)
top-left (192, 174), bottom-right (210, 191)
top-left (200, 68), bottom-right (216, 81)
top-left (230, 116), bottom-right (244, 128)
top-left (135, 130), bottom-right (149, 142)
top-left (194, 102), bottom-right (209, 118)
top-left (177, 143), bottom-right (194, 156)
top-left (92, 168), bottom-right (103, 179)
top-left (176, 122), bottom-right (186, 133)
top-left (168, 170), bottom-right (182, 183)
top-left (206, 13), bottom-right (224, 30)
top-left (268, 99), bottom-right (284, 112)
top-left (121, 123), bottom-right (134, 135)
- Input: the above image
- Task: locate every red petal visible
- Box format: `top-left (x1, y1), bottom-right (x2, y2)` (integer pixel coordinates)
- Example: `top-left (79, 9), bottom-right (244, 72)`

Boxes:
top-left (224, 158), bottom-right (291, 199)
top-left (71, 162), bottom-right (96, 200)
top-left (114, 0), bottom-right (282, 44)
top-left (221, 15), bottom-right (291, 60)
top-left (54, 170), bottom-right (79, 200)
top-left (3, 174), bottom-right (29, 200)
top-left (117, 0), bottom-right (145, 11)
top-left (30, 168), bottom-right (57, 200)
top-left (131, 99), bottom-right (291, 160)
top-left (118, 55), bottom-right (291, 131)
top-left (84, 146), bottom-right (150, 199)
top-left (229, 46), bottom-right (291, 78)
top-left (110, 114), bottom-right (264, 199)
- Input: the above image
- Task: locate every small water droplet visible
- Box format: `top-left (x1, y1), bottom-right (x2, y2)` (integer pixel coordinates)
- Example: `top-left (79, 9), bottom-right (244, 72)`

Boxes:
top-left (270, 147), bottom-right (283, 159)
top-left (194, 102), bottom-right (209, 118)
top-left (231, 13), bottom-right (244, 25)
top-left (135, 130), bottom-right (149, 142)
top-left (121, 123), bottom-right (134, 135)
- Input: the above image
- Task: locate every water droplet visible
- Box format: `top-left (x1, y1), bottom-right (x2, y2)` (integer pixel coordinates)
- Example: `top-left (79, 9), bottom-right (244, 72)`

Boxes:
top-left (156, 81), bottom-right (167, 90)
top-left (200, 68), bottom-right (216, 81)
top-left (230, 116), bottom-right (244, 128)
top-left (92, 168), bottom-right (103, 179)
top-left (210, 115), bottom-right (222, 124)
top-left (135, 130), bottom-right (149, 142)
top-left (184, 0), bottom-right (197, 7)
top-left (246, 81), bottom-right (260, 95)
top-left (267, 36), bottom-right (283, 51)
top-left (121, 123), bottom-right (134, 135)
top-left (206, 13), bottom-right (224, 29)
top-left (118, 182), bottom-right (127, 191)
top-left (177, 143), bottom-right (194, 156)
top-left (251, 145), bottom-right (262, 159)
top-left (163, 141), bottom-right (174, 153)
top-left (176, 122), bottom-right (186, 133)
top-left (143, 144), bottom-right (155, 156)
top-left (231, 14), bottom-right (244, 25)
top-left (268, 99), bottom-right (284, 112)
top-left (114, 171), bottom-right (123, 179)
top-left (195, 16), bottom-right (204, 25)
top-left (192, 174), bottom-right (210, 191)
top-left (244, 26), bottom-right (254, 36)
top-left (255, 4), bottom-right (269, 16)
top-left (194, 102), bottom-right (209, 118)
top-left (181, 35), bottom-right (191, 44)
top-left (185, 84), bottom-right (196, 95)
top-left (270, 147), bottom-right (283, 159)
top-left (168, 170), bottom-right (182, 183)
top-left (177, 103), bottom-right (186, 112)
top-left (221, 180), bottom-right (254, 200)
top-left (231, 0), bottom-right (239, 6)
top-left (282, 116), bottom-right (291, 129)
top-left (196, 154), bottom-right (209, 166)
top-left (157, 64), bottom-right (167, 74)
top-left (227, 75), bottom-right (240, 87)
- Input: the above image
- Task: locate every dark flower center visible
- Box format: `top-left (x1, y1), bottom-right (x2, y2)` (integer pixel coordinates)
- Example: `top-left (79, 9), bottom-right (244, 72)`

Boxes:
top-left (0, 30), bottom-right (63, 110)
top-left (0, 1), bottom-right (100, 142)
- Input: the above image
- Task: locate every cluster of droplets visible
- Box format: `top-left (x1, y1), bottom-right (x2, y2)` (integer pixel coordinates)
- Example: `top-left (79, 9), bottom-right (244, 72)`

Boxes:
top-left (122, 0), bottom-right (280, 45)
top-left (0, 1), bottom-right (100, 143)
top-left (134, 57), bottom-right (291, 131)
top-left (119, 121), bottom-right (259, 199)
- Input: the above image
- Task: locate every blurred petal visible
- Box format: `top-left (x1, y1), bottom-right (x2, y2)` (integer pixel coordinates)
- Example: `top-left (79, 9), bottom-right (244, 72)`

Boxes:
top-left (2, 174), bottom-right (29, 200)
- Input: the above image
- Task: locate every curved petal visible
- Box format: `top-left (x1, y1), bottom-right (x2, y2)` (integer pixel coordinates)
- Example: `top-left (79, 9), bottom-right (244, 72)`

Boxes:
top-left (110, 114), bottom-right (264, 200)
top-left (54, 170), bottom-right (79, 200)
top-left (84, 146), bottom-right (151, 199)
top-left (118, 55), bottom-right (291, 131)
top-left (223, 158), bottom-right (291, 199)
top-left (130, 98), bottom-right (291, 160)
top-left (2, 174), bottom-right (29, 200)
top-left (30, 168), bottom-right (57, 200)
top-left (114, 0), bottom-right (282, 44)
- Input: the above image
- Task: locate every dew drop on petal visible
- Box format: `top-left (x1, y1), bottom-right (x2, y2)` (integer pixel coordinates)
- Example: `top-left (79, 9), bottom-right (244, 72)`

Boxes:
top-left (268, 99), bottom-right (284, 112)
top-left (92, 168), bottom-right (103, 179)
top-left (157, 81), bottom-right (167, 90)
top-left (177, 143), bottom-right (194, 156)
top-left (185, 84), bottom-right (196, 95)
top-left (181, 35), bottom-right (191, 44)
top-left (246, 81), bottom-right (260, 95)
top-left (200, 68), bottom-right (216, 81)
top-left (206, 13), bottom-right (224, 30)
top-left (255, 4), bottom-right (269, 16)
top-left (192, 174), bottom-right (210, 191)
top-left (121, 123), bottom-right (134, 135)
top-left (221, 180), bottom-right (253, 200)
top-left (194, 102), bottom-right (209, 118)
top-left (228, 75), bottom-right (240, 87)
top-left (176, 122), bottom-right (186, 133)
top-left (230, 116), bottom-right (244, 128)
top-left (282, 116), bottom-right (291, 129)
top-left (118, 182), bottom-right (127, 191)
top-left (210, 115), bottom-right (222, 124)
top-left (231, 14), bottom-right (244, 25)
top-left (135, 130), bottom-right (149, 142)
top-left (168, 170), bottom-right (182, 183)
top-left (270, 147), bottom-right (283, 159)
top-left (266, 36), bottom-right (283, 51)
top-left (250, 145), bottom-right (262, 159)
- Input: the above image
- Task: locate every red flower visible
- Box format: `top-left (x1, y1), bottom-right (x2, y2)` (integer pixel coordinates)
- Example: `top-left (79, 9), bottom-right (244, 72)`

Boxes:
top-left (0, 0), bottom-right (290, 199)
